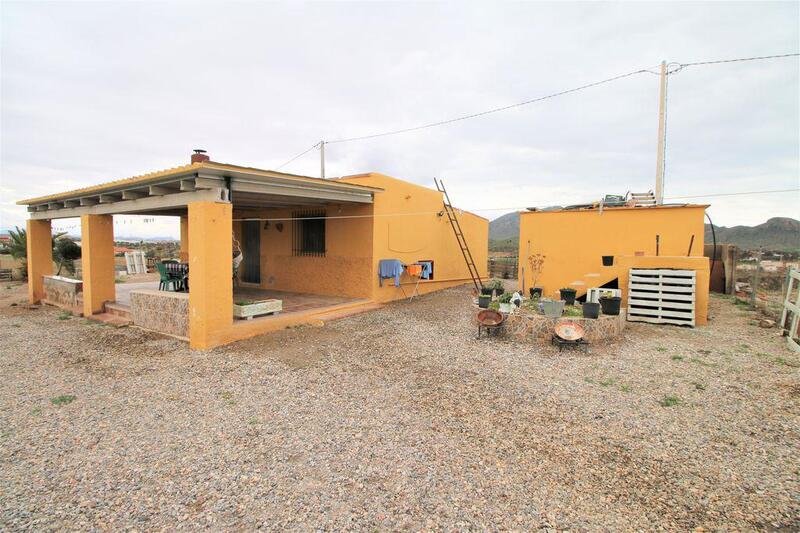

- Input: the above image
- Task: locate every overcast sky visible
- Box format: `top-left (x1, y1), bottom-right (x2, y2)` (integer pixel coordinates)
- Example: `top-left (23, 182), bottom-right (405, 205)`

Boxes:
top-left (1, 1), bottom-right (798, 239)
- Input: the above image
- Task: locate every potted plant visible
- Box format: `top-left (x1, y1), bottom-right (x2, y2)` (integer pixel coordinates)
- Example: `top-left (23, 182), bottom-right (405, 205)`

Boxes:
top-left (599, 295), bottom-right (622, 316)
top-left (541, 298), bottom-right (565, 318)
top-left (491, 279), bottom-right (505, 297)
top-left (478, 293), bottom-right (492, 309)
top-left (583, 301), bottom-right (601, 319)
top-left (480, 285), bottom-right (493, 296)
top-left (559, 287), bottom-right (577, 305)
top-left (488, 301), bottom-right (500, 312)
top-left (527, 252), bottom-right (545, 299)
top-left (602, 255), bottom-right (614, 266)
top-left (498, 292), bottom-right (514, 313)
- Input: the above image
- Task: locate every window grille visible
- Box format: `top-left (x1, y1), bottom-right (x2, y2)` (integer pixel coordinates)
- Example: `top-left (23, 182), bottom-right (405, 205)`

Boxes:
top-left (292, 209), bottom-right (326, 257)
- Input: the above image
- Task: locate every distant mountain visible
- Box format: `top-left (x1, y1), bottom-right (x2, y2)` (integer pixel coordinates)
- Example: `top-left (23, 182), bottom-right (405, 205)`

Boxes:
top-left (705, 217), bottom-right (799, 252)
top-left (489, 212), bottom-right (799, 252)
top-left (489, 212), bottom-right (520, 241)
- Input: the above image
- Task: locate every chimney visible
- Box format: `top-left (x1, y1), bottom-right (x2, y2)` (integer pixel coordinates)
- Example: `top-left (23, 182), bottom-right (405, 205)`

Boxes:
top-left (191, 149), bottom-right (210, 163)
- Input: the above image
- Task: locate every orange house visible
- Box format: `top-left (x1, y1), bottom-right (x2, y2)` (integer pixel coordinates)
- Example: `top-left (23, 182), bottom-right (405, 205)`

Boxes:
top-left (18, 152), bottom-right (488, 349)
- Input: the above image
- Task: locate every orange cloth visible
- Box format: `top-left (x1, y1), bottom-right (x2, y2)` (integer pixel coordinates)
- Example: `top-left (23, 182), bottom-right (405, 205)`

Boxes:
top-left (406, 264), bottom-right (422, 277)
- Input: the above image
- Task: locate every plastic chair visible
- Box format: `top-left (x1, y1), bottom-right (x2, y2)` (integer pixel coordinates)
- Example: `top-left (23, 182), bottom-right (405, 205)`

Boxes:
top-left (156, 263), bottom-right (181, 291)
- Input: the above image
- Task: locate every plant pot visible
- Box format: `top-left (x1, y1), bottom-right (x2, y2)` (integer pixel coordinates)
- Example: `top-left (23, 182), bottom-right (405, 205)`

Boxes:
top-left (602, 255), bottom-right (614, 266)
top-left (529, 287), bottom-right (543, 299)
top-left (233, 299), bottom-right (282, 320)
top-left (499, 302), bottom-right (513, 314)
top-left (599, 296), bottom-right (621, 316)
top-left (559, 288), bottom-right (577, 306)
top-left (542, 300), bottom-right (565, 318)
top-left (582, 302), bottom-right (601, 319)
top-left (494, 287), bottom-right (505, 297)
top-left (478, 295), bottom-right (491, 308)
top-left (480, 287), bottom-right (493, 296)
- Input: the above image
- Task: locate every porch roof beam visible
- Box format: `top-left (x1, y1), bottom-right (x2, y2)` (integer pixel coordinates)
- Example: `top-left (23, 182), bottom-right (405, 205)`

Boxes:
top-left (29, 187), bottom-right (228, 220)
top-left (230, 178), bottom-right (373, 204)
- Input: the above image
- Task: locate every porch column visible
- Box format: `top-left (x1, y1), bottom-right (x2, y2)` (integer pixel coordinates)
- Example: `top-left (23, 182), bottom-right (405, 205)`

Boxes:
top-left (26, 219), bottom-right (53, 304)
top-left (188, 201), bottom-right (232, 350)
top-left (179, 215), bottom-right (189, 262)
top-left (81, 214), bottom-right (115, 316)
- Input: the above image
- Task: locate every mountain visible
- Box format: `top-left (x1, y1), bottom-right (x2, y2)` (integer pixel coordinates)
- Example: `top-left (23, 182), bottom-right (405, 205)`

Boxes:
top-left (705, 217), bottom-right (799, 252)
top-left (489, 212), bottom-right (799, 252)
top-left (489, 212), bottom-right (520, 241)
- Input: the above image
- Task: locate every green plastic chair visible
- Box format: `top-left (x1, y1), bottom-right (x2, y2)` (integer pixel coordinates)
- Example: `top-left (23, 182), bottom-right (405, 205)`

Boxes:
top-left (156, 263), bottom-right (181, 291)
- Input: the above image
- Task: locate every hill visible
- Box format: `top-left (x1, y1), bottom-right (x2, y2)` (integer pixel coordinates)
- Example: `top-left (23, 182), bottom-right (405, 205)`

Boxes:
top-left (489, 212), bottom-right (798, 253)
top-left (705, 217), bottom-right (799, 252)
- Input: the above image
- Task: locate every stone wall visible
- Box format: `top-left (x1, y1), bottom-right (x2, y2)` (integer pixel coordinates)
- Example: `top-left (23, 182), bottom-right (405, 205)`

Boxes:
top-left (130, 290), bottom-right (189, 339)
top-left (43, 276), bottom-right (83, 315)
top-left (503, 308), bottom-right (627, 344)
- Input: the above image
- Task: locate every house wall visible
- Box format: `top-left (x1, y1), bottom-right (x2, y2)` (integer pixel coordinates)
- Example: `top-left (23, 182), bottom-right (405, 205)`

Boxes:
top-left (338, 173), bottom-right (489, 303)
top-left (518, 205), bottom-right (707, 300)
top-left (232, 203), bottom-right (375, 299)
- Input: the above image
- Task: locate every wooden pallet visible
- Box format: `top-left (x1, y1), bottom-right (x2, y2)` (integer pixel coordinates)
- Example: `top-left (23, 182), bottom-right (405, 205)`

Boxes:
top-left (0, 269), bottom-right (12, 281)
top-left (627, 268), bottom-right (696, 327)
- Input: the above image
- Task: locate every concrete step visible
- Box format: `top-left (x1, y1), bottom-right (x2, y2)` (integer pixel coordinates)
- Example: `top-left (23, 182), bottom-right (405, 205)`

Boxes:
top-left (87, 313), bottom-right (131, 328)
top-left (103, 301), bottom-right (131, 319)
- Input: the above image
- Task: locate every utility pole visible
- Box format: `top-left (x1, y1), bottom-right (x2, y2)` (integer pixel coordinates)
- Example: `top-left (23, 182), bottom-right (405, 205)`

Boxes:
top-left (320, 140), bottom-right (326, 179)
top-left (655, 60), bottom-right (667, 204)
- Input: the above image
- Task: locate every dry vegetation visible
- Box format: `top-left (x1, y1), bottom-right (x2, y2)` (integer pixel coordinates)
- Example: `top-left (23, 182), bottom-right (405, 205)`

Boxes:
top-left (0, 281), bottom-right (798, 530)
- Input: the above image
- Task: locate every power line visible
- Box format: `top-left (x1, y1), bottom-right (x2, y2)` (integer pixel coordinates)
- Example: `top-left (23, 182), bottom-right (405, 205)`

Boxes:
top-left (325, 67), bottom-right (656, 144)
top-left (232, 188), bottom-right (799, 222)
top-left (677, 52), bottom-right (799, 69)
top-left (274, 142), bottom-right (321, 170)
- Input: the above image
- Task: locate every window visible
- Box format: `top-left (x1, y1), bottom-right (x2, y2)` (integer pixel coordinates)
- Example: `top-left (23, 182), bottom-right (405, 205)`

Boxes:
top-left (292, 209), bottom-right (326, 256)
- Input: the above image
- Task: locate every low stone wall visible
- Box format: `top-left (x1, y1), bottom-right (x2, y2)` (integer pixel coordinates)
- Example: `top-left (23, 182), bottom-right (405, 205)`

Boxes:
top-left (130, 290), bottom-right (189, 339)
top-left (43, 276), bottom-right (83, 315)
top-left (504, 308), bottom-right (627, 344)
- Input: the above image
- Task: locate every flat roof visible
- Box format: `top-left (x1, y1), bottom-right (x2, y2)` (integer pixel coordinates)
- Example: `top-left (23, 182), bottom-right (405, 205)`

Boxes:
top-left (17, 160), bottom-right (382, 206)
top-left (520, 203), bottom-right (709, 215)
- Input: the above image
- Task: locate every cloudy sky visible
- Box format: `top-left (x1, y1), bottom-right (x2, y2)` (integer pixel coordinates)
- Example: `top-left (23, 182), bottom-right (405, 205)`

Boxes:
top-left (1, 1), bottom-right (798, 239)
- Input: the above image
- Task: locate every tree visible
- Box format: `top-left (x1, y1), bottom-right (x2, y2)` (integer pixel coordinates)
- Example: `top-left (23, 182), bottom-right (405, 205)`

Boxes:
top-left (53, 237), bottom-right (82, 276)
top-left (0, 226), bottom-right (69, 279)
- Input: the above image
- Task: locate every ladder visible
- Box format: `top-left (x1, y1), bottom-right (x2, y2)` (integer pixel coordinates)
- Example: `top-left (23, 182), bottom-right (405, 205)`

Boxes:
top-left (434, 178), bottom-right (484, 291)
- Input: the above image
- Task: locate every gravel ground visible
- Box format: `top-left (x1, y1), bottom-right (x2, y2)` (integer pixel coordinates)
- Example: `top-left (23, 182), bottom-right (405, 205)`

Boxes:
top-left (0, 281), bottom-right (798, 531)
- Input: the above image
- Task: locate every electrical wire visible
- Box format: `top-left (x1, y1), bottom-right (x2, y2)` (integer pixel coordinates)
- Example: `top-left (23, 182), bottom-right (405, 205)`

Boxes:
top-left (325, 67), bottom-right (656, 144)
top-left (274, 142), bottom-right (321, 170)
top-left (677, 52), bottom-right (799, 69)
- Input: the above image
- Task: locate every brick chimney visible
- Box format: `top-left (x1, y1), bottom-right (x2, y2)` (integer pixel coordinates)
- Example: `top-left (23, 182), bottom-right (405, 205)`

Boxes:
top-left (191, 149), bottom-right (210, 163)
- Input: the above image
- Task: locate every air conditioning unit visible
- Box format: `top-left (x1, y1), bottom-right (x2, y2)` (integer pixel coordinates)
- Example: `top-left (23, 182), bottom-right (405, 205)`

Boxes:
top-left (587, 288), bottom-right (622, 303)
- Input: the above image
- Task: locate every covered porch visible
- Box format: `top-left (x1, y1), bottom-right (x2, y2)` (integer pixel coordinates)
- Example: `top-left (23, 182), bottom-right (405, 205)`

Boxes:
top-left (20, 156), bottom-right (381, 349)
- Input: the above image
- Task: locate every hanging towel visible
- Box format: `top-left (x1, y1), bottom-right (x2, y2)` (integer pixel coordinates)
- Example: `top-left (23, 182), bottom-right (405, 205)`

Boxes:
top-left (378, 259), bottom-right (404, 287)
top-left (406, 264), bottom-right (422, 277)
top-left (419, 261), bottom-right (432, 279)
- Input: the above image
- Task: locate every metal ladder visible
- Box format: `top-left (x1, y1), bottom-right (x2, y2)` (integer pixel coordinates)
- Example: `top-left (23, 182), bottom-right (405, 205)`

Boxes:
top-left (434, 178), bottom-right (484, 291)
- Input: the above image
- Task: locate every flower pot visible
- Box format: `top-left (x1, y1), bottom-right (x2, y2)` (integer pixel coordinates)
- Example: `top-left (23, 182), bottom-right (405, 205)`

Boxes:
top-left (582, 302), bottom-right (601, 319)
top-left (494, 287), bottom-right (505, 297)
top-left (542, 300), bottom-right (565, 318)
top-left (478, 295), bottom-right (491, 308)
top-left (499, 302), bottom-right (513, 314)
top-left (559, 288), bottom-right (577, 306)
top-left (529, 287), bottom-right (543, 299)
top-left (480, 287), bottom-right (493, 296)
top-left (602, 255), bottom-right (614, 266)
top-left (599, 296), bottom-right (621, 316)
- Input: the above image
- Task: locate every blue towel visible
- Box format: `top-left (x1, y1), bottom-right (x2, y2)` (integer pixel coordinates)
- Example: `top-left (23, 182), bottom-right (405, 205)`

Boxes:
top-left (418, 261), bottom-right (432, 280)
top-left (378, 259), bottom-right (404, 287)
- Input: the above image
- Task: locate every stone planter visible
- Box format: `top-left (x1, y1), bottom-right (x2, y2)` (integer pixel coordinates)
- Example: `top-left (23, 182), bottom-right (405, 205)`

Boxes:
top-left (233, 299), bottom-right (282, 320)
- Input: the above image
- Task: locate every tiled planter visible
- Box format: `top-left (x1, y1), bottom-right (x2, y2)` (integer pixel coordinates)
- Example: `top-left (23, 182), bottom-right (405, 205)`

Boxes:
top-left (130, 290), bottom-right (189, 339)
top-left (43, 275), bottom-right (83, 315)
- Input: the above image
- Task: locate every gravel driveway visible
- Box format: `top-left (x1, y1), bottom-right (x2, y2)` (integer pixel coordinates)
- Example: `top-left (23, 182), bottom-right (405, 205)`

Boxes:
top-left (1, 283), bottom-right (798, 530)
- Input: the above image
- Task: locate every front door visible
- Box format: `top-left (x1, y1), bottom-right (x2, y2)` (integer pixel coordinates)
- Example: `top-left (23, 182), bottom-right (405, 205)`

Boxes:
top-left (242, 221), bottom-right (261, 284)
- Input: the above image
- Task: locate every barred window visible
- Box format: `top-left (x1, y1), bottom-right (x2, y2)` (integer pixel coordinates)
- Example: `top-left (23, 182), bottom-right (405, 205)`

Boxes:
top-left (292, 209), bottom-right (326, 256)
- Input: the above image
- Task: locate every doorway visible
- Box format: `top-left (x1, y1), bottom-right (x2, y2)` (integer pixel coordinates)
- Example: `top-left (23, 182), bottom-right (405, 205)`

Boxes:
top-left (241, 221), bottom-right (261, 284)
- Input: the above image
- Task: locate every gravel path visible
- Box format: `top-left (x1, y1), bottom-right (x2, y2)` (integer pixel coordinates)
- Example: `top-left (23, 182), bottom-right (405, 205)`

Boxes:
top-left (0, 282), bottom-right (798, 530)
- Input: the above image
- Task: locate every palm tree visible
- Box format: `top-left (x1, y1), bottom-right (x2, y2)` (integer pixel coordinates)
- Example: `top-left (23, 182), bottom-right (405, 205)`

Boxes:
top-left (0, 226), bottom-right (68, 279)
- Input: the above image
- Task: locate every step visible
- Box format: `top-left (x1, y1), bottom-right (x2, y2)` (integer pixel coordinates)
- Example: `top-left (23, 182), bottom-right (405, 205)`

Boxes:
top-left (103, 302), bottom-right (131, 319)
top-left (87, 312), bottom-right (132, 328)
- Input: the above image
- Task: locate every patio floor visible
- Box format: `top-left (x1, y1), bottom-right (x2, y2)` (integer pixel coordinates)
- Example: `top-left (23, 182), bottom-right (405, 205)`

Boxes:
top-left (114, 282), bottom-right (357, 314)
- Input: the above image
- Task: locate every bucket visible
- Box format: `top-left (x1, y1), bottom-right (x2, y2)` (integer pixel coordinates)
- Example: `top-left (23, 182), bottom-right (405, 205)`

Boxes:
top-left (582, 302), bottom-right (600, 319)
top-left (599, 296), bottom-right (621, 316)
